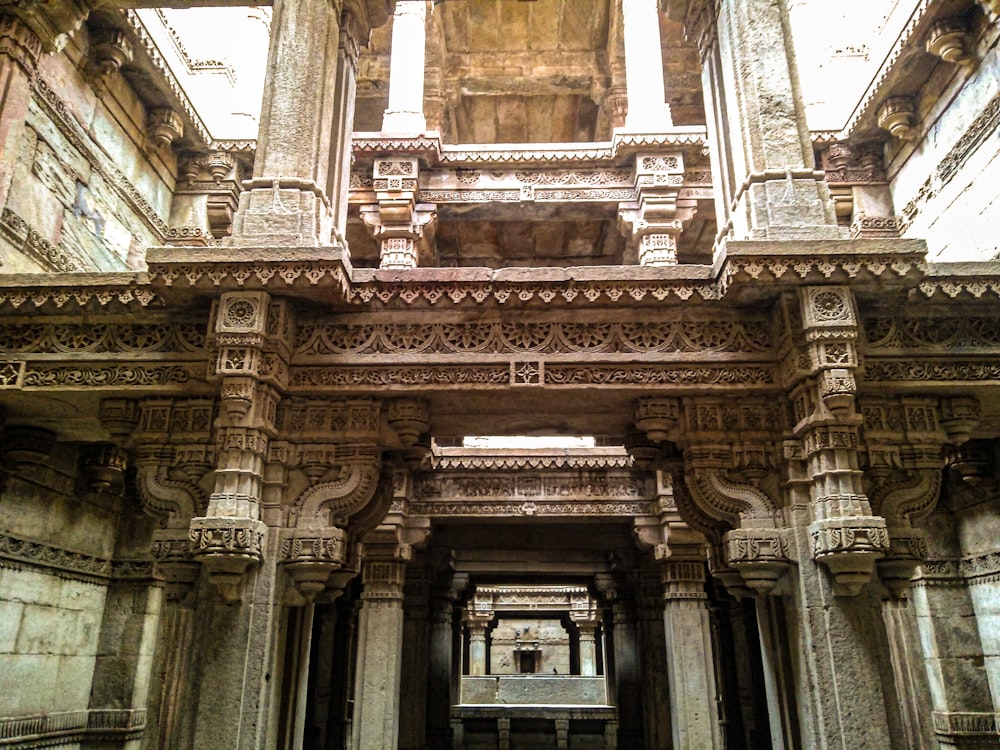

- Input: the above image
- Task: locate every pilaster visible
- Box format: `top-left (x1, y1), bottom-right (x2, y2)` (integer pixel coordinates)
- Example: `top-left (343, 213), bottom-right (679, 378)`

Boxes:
top-left (0, 15), bottom-right (42, 215)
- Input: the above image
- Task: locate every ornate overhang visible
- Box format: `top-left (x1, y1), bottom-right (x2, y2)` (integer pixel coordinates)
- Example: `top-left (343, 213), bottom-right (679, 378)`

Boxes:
top-left (3, 244), bottom-right (1000, 440)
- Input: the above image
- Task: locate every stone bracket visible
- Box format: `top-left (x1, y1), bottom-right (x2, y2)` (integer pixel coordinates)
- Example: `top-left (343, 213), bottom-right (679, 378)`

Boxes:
top-left (725, 527), bottom-right (794, 595)
top-left (280, 526), bottom-right (350, 603)
top-left (188, 516), bottom-right (266, 604)
top-left (810, 516), bottom-right (890, 596)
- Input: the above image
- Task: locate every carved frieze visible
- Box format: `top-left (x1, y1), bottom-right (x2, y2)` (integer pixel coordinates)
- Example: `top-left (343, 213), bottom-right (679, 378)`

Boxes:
top-left (0, 318), bottom-right (206, 353)
top-left (294, 318), bottom-right (771, 357)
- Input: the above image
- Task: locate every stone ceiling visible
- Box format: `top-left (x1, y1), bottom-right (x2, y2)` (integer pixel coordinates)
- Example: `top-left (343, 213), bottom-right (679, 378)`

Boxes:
top-left (353, 0), bottom-right (705, 142)
top-left (349, 0), bottom-right (709, 269)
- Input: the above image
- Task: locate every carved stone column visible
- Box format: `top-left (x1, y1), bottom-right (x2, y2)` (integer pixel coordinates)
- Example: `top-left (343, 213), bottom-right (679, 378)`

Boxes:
top-left (399, 560), bottom-right (431, 749)
top-left (382, 0), bottom-right (428, 133)
top-left (659, 562), bottom-right (722, 749)
top-left (619, 0), bottom-right (672, 131)
top-left (596, 574), bottom-right (645, 748)
top-left (351, 533), bottom-right (410, 750)
top-left (774, 287), bottom-right (900, 748)
top-left (666, 0), bottom-right (841, 243)
top-left (426, 557), bottom-right (459, 750)
top-left (635, 473), bottom-right (722, 750)
top-left (464, 602), bottom-right (493, 676)
top-left (231, 0), bottom-right (390, 246)
top-left (327, 13), bottom-right (363, 245)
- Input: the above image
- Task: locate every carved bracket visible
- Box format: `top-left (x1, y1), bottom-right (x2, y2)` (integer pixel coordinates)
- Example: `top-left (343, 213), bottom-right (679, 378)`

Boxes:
top-left (725, 527), bottom-right (794, 595)
top-left (280, 526), bottom-right (349, 603)
top-left (810, 516), bottom-right (890, 596)
top-left (188, 516), bottom-right (266, 604)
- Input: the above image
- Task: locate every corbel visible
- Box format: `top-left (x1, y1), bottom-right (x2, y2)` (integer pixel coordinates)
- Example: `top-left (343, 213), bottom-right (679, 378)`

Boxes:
top-left (681, 398), bottom-right (792, 595)
top-left (1, 425), bottom-right (55, 472)
top-left (387, 398), bottom-right (430, 447)
top-left (133, 446), bottom-right (206, 524)
top-left (1, 0), bottom-right (89, 55)
top-left (686, 468), bottom-right (793, 595)
top-left (862, 396), bottom-right (951, 596)
top-left (79, 443), bottom-right (129, 494)
top-left (925, 17), bottom-right (975, 69)
top-left (85, 26), bottom-right (132, 91)
top-left (282, 431), bottom-right (388, 602)
top-left (146, 107), bottom-right (183, 152)
top-left (877, 96), bottom-right (918, 142)
top-left (617, 153), bottom-right (691, 266)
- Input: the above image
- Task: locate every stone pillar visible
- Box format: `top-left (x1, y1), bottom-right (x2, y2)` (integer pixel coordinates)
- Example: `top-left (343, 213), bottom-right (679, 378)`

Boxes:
top-left (467, 622), bottom-right (489, 676)
top-left (777, 287), bottom-right (901, 748)
top-left (399, 562), bottom-right (431, 750)
top-left (352, 548), bottom-right (408, 750)
top-left (0, 16), bottom-right (41, 216)
top-left (619, 0), bottom-right (672, 131)
top-left (659, 559), bottom-right (723, 750)
top-left (602, 586), bottom-right (645, 748)
top-left (427, 578), bottom-right (458, 749)
top-left (668, 0), bottom-right (841, 243)
top-left (382, 0), bottom-right (428, 133)
top-left (578, 624), bottom-right (599, 676)
top-left (326, 14), bottom-right (362, 246)
top-left (231, 0), bottom-right (370, 246)
top-left (635, 564), bottom-right (672, 750)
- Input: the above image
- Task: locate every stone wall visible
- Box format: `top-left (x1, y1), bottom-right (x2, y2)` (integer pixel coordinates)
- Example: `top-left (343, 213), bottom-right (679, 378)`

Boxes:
top-left (0, 440), bottom-right (157, 745)
top-left (891, 20), bottom-right (1000, 263)
top-left (0, 27), bottom-right (176, 274)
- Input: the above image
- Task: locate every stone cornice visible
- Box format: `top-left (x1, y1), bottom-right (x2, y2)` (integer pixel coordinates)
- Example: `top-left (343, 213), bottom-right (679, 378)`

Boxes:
top-left (351, 128), bottom-right (709, 168)
top-left (1, 239), bottom-right (982, 320)
top-left (429, 452), bottom-right (633, 471)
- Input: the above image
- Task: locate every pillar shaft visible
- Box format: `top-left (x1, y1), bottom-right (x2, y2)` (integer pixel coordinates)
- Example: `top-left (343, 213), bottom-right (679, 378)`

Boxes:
top-left (579, 625), bottom-right (598, 676)
top-left (701, 0), bottom-right (840, 241)
top-left (468, 626), bottom-right (488, 676)
top-left (187, 535), bottom-right (285, 750)
top-left (327, 19), bottom-right (361, 244)
top-left (231, 0), bottom-right (341, 246)
top-left (382, 0), bottom-right (427, 133)
top-left (427, 595), bottom-right (456, 749)
top-left (620, 0), bottom-right (672, 130)
top-left (610, 599), bottom-right (645, 747)
top-left (660, 561), bottom-right (723, 750)
top-left (352, 558), bottom-right (407, 750)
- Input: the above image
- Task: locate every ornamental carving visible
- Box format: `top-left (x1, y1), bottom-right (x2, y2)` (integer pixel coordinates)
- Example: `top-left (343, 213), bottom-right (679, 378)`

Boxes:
top-left (0, 320), bottom-right (206, 353)
top-left (21, 364), bottom-right (197, 388)
top-left (865, 316), bottom-right (1000, 349)
top-left (294, 319), bottom-right (771, 357)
